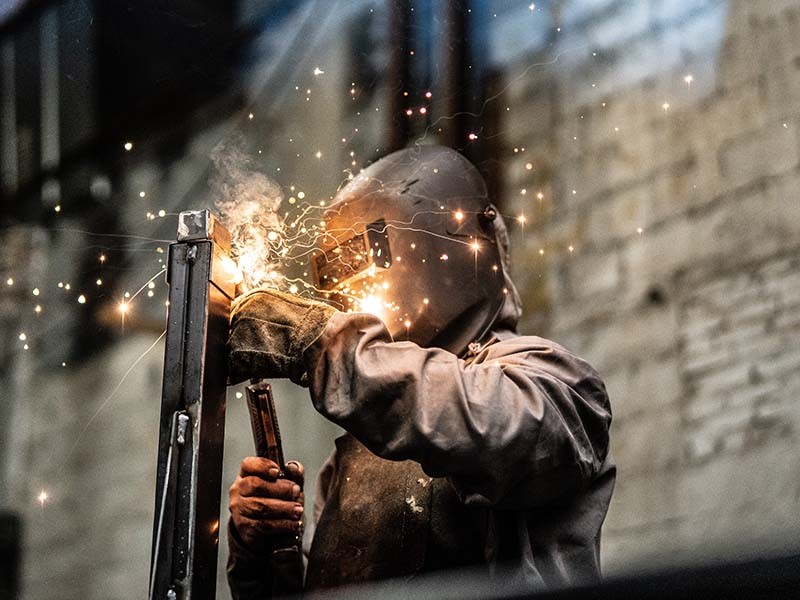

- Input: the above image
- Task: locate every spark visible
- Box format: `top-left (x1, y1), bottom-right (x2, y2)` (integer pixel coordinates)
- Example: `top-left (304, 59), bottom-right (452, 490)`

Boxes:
top-left (471, 241), bottom-right (480, 252)
top-left (248, 113), bottom-right (254, 120)
top-left (313, 67), bottom-right (325, 75)
top-left (77, 294), bottom-right (86, 304)
top-left (315, 151), bottom-right (322, 159)
top-left (568, 245), bottom-right (574, 252)
top-left (289, 284), bottom-right (299, 294)
top-left (468, 132), bottom-right (478, 140)
top-left (684, 74), bottom-right (693, 86)
top-left (525, 163), bottom-right (533, 170)
top-left (6, 278), bottom-right (13, 286)
top-left (119, 302), bottom-right (129, 314)
top-left (359, 295), bottom-right (385, 320)
top-left (454, 210), bottom-right (464, 222)
top-left (18, 333), bottom-right (26, 341)
top-left (637, 227), bottom-right (644, 234)
top-left (67, 330), bottom-right (167, 457)
top-left (37, 490), bottom-right (48, 507)
top-left (422, 298), bottom-right (429, 305)
top-left (440, 254), bottom-right (448, 261)
top-left (517, 214), bottom-right (527, 225)
top-left (425, 91), bottom-right (432, 99)
top-left (536, 192), bottom-right (544, 200)
top-left (96, 279), bottom-right (102, 286)
top-left (235, 392), bottom-right (243, 399)
top-left (404, 319), bottom-right (411, 328)
top-left (32, 287), bottom-right (40, 296)
top-left (529, 3), bottom-right (535, 11)
top-left (99, 253), bottom-right (107, 262)
top-left (54, 205), bottom-right (61, 213)
top-left (662, 102), bottom-right (670, 112)
top-left (34, 305), bottom-right (42, 314)
top-left (419, 107), bottom-right (427, 115)
top-left (158, 209), bottom-right (166, 217)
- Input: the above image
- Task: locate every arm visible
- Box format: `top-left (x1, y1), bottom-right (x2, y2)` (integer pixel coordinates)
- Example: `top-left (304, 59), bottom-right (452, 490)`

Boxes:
top-left (226, 458), bottom-right (305, 599)
top-left (304, 312), bottom-right (612, 509)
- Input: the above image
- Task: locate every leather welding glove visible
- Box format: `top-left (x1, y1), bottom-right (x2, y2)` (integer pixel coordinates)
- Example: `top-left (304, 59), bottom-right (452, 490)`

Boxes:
top-left (228, 288), bottom-right (336, 385)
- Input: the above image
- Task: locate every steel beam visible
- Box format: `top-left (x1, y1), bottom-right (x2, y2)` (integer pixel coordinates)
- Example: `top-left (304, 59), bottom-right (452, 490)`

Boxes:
top-left (150, 209), bottom-right (235, 600)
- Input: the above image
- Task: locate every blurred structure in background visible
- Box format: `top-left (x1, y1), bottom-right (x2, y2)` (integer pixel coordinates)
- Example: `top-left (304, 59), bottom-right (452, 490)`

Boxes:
top-left (0, 0), bottom-right (799, 598)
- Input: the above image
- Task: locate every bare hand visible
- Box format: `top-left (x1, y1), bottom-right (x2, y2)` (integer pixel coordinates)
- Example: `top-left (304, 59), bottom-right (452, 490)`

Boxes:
top-left (229, 457), bottom-right (304, 552)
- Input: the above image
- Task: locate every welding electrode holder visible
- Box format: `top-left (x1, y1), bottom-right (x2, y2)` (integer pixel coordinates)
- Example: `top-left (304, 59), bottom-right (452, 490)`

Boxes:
top-left (244, 378), bottom-right (304, 593)
top-left (149, 209), bottom-right (235, 600)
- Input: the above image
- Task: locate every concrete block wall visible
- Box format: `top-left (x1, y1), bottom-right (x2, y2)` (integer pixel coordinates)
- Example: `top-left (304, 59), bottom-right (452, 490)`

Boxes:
top-left (493, 0), bottom-right (800, 572)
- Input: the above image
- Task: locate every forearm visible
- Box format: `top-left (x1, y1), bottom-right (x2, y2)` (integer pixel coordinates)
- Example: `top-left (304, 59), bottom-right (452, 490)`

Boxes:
top-left (304, 312), bottom-right (611, 507)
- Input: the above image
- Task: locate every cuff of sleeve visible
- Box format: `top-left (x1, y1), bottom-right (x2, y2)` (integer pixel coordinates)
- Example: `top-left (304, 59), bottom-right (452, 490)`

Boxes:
top-left (228, 519), bottom-right (272, 564)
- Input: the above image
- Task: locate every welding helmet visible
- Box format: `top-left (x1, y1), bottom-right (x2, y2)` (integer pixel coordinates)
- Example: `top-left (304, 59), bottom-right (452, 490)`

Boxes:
top-left (311, 145), bottom-right (507, 355)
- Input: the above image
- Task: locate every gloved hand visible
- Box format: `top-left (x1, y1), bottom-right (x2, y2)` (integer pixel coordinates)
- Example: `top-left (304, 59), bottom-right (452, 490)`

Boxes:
top-left (228, 457), bottom-right (305, 553)
top-left (228, 288), bottom-right (336, 384)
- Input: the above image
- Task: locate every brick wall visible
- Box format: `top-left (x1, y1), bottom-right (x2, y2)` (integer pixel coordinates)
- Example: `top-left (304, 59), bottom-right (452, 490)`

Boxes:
top-left (493, 0), bottom-right (800, 572)
top-left (4, 1), bottom-right (800, 596)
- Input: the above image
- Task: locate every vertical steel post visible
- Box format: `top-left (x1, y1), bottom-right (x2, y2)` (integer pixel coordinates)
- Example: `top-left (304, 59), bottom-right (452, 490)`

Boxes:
top-left (150, 209), bottom-right (236, 600)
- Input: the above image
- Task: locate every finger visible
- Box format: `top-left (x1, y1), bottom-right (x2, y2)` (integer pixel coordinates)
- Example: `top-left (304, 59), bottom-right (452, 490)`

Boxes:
top-left (236, 497), bottom-right (304, 521)
top-left (236, 476), bottom-right (302, 501)
top-left (285, 460), bottom-right (305, 486)
top-left (239, 456), bottom-right (281, 479)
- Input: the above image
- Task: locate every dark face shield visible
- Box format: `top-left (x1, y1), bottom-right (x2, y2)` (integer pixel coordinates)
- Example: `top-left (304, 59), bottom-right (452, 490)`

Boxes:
top-left (311, 146), bottom-right (507, 355)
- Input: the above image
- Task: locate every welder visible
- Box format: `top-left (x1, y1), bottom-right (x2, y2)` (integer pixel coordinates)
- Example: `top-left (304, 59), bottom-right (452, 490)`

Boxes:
top-left (225, 145), bottom-right (615, 598)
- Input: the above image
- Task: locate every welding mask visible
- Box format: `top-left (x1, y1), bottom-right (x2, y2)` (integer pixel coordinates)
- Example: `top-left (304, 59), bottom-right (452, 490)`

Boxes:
top-left (311, 145), bottom-right (506, 355)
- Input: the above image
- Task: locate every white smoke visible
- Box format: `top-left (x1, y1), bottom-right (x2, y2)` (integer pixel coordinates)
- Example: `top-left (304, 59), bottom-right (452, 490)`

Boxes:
top-left (210, 138), bottom-right (285, 291)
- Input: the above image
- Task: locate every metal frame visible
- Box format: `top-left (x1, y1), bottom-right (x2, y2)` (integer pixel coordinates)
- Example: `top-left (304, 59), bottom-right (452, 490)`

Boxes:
top-left (149, 210), bottom-right (235, 600)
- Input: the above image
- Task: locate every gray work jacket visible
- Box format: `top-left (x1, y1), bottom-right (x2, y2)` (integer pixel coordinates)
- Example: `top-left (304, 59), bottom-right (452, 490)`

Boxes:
top-left (228, 306), bottom-right (615, 597)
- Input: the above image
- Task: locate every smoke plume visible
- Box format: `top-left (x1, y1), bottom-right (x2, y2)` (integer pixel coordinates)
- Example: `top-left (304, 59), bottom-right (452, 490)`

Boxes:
top-left (210, 137), bottom-right (285, 291)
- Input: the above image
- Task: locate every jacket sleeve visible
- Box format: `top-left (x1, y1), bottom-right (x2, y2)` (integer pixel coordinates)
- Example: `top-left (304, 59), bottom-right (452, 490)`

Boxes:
top-left (226, 521), bottom-right (272, 600)
top-left (303, 312), bottom-right (612, 509)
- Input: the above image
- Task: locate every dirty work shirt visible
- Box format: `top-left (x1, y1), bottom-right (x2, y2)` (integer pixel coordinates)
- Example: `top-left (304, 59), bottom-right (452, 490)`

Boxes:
top-left (227, 309), bottom-right (615, 597)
